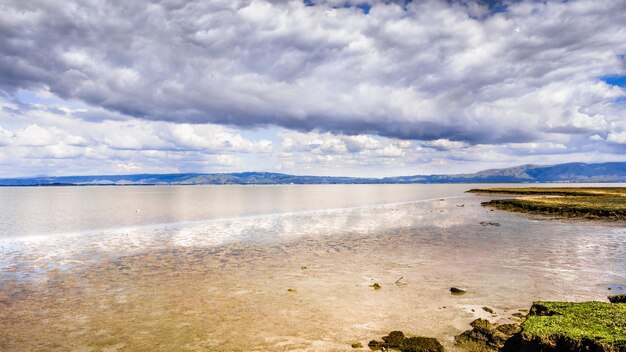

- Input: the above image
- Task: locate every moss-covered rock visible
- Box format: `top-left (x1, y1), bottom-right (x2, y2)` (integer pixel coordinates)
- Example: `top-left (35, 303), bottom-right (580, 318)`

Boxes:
top-left (369, 331), bottom-right (444, 352)
top-left (482, 306), bottom-right (495, 314)
top-left (458, 301), bottom-right (626, 351)
top-left (368, 339), bottom-right (384, 350)
top-left (399, 337), bottom-right (444, 352)
top-left (517, 301), bottom-right (626, 351)
top-left (382, 331), bottom-right (406, 348)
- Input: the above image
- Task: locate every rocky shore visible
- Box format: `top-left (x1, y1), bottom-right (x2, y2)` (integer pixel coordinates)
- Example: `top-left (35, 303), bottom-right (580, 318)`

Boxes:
top-left (359, 298), bottom-right (625, 352)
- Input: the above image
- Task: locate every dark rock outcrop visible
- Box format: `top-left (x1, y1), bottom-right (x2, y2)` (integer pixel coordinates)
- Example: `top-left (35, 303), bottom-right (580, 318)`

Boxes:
top-left (608, 294), bottom-right (626, 303)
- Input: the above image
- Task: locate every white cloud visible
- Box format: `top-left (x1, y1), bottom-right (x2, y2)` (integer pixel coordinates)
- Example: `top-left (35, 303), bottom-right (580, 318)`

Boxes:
top-left (0, 126), bottom-right (14, 146)
top-left (0, 0), bottom-right (624, 144)
top-left (607, 131), bottom-right (626, 145)
top-left (422, 139), bottom-right (467, 151)
top-left (16, 125), bottom-right (56, 147)
top-left (506, 142), bottom-right (567, 151)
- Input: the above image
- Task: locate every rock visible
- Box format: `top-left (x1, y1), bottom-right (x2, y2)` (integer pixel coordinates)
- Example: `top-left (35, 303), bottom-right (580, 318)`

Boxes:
top-left (455, 318), bottom-right (518, 352)
top-left (368, 340), bottom-right (384, 350)
top-left (480, 221), bottom-right (501, 226)
top-left (608, 294), bottom-right (626, 303)
top-left (482, 306), bottom-right (494, 314)
top-left (511, 312), bottom-right (525, 320)
top-left (496, 323), bottom-right (521, 336)
top-left (287, 288), bottom-right (296, 293)
top-left (370, 283), bottom-right (382, 290)
top-left (382, 331), bottom-right (405, 348)
top-left (470, 318), bottom-right (496, 331)
top-left (351, 342), bottom-right (363, 349)
top-left (450, 287), bottom-right (467, 295)
top-left (399, 337), bottom-right (444, 352)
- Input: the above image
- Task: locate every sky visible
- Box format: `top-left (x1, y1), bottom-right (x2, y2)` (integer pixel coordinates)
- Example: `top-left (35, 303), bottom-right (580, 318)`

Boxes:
top-left (0, 0), bottom-right (625, 178)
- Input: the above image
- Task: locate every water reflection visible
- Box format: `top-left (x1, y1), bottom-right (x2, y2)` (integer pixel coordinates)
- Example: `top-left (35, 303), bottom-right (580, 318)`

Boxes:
top-left (0, 191), bottom-right (624, 351)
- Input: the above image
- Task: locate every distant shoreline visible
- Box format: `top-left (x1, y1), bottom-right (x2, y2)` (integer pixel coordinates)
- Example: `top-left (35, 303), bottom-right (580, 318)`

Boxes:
top-left (2, 181), bottom-right (623, 187)
top-left (1, 162), bottom-right (625, 186)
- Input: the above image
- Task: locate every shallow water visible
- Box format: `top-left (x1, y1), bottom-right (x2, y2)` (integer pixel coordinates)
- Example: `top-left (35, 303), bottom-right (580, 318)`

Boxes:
top-left (0, 184), bottom-right (476, 239)
top-left (0, 184), bottom-right (625, 351)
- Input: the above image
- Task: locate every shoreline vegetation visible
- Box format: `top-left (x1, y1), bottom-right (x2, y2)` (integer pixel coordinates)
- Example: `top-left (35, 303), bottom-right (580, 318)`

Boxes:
top-left (469, 187), bottom-right (626, 220)
top-left (451, 301), bottom-right (626, 352)
top-left (363, 299), bottom-right (625, 352)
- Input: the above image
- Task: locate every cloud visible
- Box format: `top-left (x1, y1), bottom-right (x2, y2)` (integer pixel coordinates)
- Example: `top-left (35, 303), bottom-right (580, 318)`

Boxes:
top-left (0, 0), bottom-right (625, 178)
top-left (607, 131), bottom-right (626, 145)
top-left (0, 0), bottom-right (624, 145)
top-left (0, 98), bottom-right (272, 176)
top-left (0, 125), bottom-right (13, 146)
top-left (422, 139), bottom-right (467, 151)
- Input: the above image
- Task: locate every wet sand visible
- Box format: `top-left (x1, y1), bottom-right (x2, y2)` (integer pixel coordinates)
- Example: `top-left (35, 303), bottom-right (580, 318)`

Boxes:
top-left (1, 195), bottom-right (625, 351)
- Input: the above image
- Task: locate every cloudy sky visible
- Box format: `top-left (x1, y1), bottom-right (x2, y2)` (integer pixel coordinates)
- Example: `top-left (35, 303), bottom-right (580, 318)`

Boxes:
top-left (0, 0), bottom-right (624, 178)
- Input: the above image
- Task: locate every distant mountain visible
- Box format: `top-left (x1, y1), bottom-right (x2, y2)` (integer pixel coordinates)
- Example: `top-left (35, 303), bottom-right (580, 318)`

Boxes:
top-left (386, 162), bottom-right (626, 183)
top-left (1, 162), bottom-right (625, 186)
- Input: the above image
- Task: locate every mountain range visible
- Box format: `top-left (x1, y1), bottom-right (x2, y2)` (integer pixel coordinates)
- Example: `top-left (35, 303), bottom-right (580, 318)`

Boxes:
top-left (1, 162), bottom-right (625, 186)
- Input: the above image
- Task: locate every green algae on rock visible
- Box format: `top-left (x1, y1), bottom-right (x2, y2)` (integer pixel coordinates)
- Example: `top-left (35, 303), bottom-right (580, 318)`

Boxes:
top-left (399, 337), bottom-right (445, 352)
top-left (370, 283), bottom-right (382, 290)
top-left (518, 301), bottom-right (626, 351)
top-left (369, 331), bottom-right (444, 352)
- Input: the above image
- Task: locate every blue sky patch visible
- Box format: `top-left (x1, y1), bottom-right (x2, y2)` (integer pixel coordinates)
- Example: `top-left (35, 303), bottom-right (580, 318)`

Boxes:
top-left (602, 75), bottom-right (626, 87)
top-left (356, 3), bottom-right (371, 14)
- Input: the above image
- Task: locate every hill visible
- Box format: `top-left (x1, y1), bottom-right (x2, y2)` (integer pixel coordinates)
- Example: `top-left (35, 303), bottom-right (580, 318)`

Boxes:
top-left (1, 162), bottom-right (624, 186)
